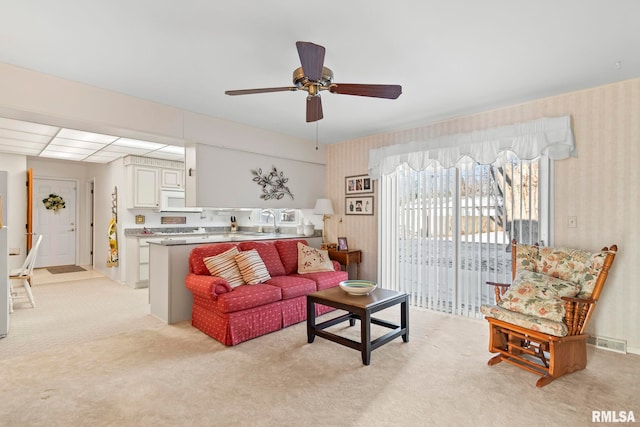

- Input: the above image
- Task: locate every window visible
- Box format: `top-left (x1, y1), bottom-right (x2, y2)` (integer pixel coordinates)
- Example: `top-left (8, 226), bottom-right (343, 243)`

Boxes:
top-left (253, 209), bottom-right (300, 225)
top-left (379, 152), bottom-right (551, 318)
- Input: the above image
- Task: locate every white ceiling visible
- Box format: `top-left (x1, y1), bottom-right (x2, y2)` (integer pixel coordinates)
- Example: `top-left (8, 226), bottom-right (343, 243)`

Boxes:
top-left (1, 0), bottom-right (640, 160)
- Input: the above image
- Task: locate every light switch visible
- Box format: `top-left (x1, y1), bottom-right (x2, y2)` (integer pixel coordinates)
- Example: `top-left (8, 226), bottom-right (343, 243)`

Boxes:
top-left (9, 247), bottom-right (20, 255)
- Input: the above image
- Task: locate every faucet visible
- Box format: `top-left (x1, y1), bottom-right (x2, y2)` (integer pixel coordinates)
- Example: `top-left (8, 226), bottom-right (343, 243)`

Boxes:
top-left (264, 209), bottom-right (280, 234)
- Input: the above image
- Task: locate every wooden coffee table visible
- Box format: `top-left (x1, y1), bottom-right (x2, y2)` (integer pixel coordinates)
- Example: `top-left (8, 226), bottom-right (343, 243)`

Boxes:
top-left (306, 287), bottom-right (409, 365)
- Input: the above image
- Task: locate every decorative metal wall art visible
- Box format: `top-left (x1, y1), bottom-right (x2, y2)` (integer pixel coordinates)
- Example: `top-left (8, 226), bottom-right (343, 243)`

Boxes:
top-left (251, 166), bottom-right (295, 200)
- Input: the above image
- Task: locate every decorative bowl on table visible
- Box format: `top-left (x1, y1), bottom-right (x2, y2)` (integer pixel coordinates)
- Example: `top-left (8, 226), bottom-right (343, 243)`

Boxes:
top-left (339, 280), bottom-right (377, 296)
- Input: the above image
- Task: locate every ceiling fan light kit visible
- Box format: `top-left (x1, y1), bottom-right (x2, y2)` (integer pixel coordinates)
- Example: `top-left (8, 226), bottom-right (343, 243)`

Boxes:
top-left (225, 41), bottom-right (402, 123)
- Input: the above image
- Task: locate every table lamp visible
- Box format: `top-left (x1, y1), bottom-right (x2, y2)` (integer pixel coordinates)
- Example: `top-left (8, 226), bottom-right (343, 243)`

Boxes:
top-left (313, 198), bottom-right (334, 243)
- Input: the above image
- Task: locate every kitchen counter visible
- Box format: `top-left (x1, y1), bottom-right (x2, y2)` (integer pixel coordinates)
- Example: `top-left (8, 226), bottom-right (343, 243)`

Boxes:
top-left (147, 232), bottom-right (306, 246)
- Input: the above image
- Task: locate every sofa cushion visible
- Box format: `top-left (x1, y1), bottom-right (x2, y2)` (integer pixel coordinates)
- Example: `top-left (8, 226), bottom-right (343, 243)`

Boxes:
top-left (496, 270), bottom-right (580, 322)
top-left (292, 270), bottom-right (349, 291)
top-left (481, 304), bottom-right (568, 337)
top-left (266, 275), bottom-right (317, 300)
top-left (190, 243), bottom-right (239, 275)
top-left (203, 247), bottom-right (245, 288)
top-left (235, 249), bottom-right (271, 284)
top-left (275, 239), bottom-right (309, 275)
top-left (215, 284), bottom-right (282, 314)
top-left (239, 241), bottom-right (286, 277)
top-left (297, 242), bottom-right (334, 273)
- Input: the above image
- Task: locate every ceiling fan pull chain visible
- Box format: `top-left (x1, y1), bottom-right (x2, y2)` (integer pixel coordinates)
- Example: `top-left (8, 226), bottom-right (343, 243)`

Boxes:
top-left (315, 121), bottom-right (319, 150)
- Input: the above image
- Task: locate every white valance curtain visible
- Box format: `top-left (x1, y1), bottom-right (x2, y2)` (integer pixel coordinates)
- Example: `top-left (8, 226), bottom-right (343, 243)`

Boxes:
top-left (368, 116), bottom-right (575, 179)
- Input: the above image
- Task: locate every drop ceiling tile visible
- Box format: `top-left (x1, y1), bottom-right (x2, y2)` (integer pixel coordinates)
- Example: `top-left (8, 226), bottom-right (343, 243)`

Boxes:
top-left (0, 138), bottom-right (47, 150)
top-left (112, 138), bottom-right (166, 150)
top-left (43, 145), bottom-right (95, 156)
top-left (101, 145), bottom-right (152, 155)
top-left (0, 145), bottom-right (42, 156)
top-left (0, 117), bottom-right (59, 136)
top-left (156, 145), bottom-right (185, 155)
top-left (39, 151), bottom-right (88, 161)
top-left (49, 137), bottom-right (109, 150)
top-left (0, 128), bottom-right (54, 143)
top-left (57, 128), bottom-right (118, 144)
top-left (83, 152), bottom-right (124, 163)
top-left (0, 117), bottom-right (185, 163)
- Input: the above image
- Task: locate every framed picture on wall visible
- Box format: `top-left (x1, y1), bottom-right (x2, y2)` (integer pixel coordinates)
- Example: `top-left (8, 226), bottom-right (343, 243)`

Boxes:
top-left (345, 196), bottom-right (374, 215)
top-left (345, 174), bottom-right (373, 195)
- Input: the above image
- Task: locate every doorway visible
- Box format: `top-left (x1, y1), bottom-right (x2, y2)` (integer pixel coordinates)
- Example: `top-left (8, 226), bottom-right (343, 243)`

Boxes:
top-left (33, 178), bottom-right (78, 267)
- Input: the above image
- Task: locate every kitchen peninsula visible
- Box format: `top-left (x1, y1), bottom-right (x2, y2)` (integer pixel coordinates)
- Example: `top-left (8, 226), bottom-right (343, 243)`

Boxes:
top-left (147, 233), bottom-right (322, 324)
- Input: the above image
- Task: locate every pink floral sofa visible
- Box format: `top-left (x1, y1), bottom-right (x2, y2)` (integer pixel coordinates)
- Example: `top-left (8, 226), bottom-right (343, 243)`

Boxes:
top-left (185, 239), bottom-right (348, 345)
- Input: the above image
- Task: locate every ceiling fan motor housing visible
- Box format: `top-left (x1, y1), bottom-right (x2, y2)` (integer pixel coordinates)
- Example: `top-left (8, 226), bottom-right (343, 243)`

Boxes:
top-left (293, 66), bottom-right (334, 91)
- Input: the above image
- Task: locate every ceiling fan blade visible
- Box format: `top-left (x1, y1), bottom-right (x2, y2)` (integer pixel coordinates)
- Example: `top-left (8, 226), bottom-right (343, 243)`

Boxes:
top-left (296, 41), bottom-right (325, 81)
top-left (306, 95), bottom-right (323, 122)
top-left (329, 84), bottom-right (402, 99)
top-left (225, 87), bottom-right (297, 96)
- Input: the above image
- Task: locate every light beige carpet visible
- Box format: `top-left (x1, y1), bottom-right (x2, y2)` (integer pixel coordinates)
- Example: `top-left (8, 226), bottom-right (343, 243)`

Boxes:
top-left (1, 297), bottom-right (639, 426)
top-left (1, 275), bottom-right (162, 359)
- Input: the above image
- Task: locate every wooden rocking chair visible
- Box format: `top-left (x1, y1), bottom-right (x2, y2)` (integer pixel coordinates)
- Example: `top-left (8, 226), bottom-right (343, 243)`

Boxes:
top-left (480, 240), bottom-right (617, 387)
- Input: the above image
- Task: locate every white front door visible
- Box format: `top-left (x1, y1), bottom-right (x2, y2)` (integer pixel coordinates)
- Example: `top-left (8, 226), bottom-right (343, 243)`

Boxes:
top-left (33, 178), bottom-right (77, 267)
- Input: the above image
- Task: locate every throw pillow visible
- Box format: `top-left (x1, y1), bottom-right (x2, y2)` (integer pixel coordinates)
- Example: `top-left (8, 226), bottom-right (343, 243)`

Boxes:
top-left (497, 270), bottom-right (581, 322)
top-left (203, 247), bottom-right (245, 288)
top-left (238, 241), bottom-right (286, 276)
top-left (297, 242), bottom-right (334, 274)
top-left (235, 249), bottom-right (271, 284)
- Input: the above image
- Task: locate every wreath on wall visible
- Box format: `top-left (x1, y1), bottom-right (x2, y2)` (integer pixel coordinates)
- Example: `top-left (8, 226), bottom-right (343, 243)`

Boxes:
top-left (42, 193), bottom-right (66, 212)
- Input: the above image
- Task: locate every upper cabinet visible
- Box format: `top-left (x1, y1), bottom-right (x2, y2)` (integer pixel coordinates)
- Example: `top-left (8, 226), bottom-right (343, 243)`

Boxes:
top-left (128, 166), bottom-right (159, 209)
top-left (160, 168), bottom-right (183, 189)
top-left (124, 156), bottom-right (185, 209)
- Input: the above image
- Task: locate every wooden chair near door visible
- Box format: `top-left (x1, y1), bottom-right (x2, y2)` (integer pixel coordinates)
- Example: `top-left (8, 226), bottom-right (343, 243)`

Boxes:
top-left (9, 235), bottom-right (43, 313)
top-left (480, 240), bottom-right (617, 387)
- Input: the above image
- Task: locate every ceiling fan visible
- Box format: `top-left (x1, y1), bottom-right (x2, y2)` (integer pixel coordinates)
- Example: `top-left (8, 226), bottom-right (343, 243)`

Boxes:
top-left (225, 41), bottom-right (402, 123)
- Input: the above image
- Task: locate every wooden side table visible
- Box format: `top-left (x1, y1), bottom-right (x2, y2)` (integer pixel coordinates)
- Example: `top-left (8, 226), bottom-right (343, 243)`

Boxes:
top-left (328, 249), bottom-right (362, 279)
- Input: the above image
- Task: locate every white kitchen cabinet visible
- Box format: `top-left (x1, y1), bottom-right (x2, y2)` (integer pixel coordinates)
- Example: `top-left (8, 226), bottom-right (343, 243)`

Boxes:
top-left (160, 168), bottom-right (183, 189)
top-left (127, 166), bottom-right (159, 209)
top-left (125, 236), bottom-right (163, 288)
top-left (124, 156), bottom-right (185, 209)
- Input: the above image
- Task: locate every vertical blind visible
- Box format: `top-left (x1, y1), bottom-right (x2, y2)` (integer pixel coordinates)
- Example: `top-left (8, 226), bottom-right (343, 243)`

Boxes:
top-left (378, 154), bottom-right (548, 318)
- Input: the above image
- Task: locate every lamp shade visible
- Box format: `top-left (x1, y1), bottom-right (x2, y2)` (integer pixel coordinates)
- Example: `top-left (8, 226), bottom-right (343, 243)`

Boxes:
top-left (313, 198), bottom-right (334, 215)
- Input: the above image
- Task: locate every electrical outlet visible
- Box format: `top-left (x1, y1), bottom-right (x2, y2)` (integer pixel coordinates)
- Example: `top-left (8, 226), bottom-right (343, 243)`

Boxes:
top-left (567, 216), bottom-right (577, 228)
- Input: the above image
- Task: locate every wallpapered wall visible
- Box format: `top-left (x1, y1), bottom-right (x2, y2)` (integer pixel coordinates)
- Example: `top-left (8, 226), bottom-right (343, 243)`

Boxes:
top-left (326, 77), bottom-right (640, 353)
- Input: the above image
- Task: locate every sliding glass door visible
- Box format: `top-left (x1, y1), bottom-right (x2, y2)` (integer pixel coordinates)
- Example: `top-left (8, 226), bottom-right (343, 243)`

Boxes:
top-left (378, 152), bottom-right (551, 318)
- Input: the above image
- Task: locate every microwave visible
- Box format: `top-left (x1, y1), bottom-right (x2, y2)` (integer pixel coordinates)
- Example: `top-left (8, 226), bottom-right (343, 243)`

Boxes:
top-left (158, 190), bottom-right (202, 212)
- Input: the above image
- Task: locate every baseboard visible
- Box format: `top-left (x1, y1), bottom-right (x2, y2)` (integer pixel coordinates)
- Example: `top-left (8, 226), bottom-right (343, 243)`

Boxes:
top-left (587, 335), bottom-right (627, 354)
top-left (627, 346), bottom-right (640, 356)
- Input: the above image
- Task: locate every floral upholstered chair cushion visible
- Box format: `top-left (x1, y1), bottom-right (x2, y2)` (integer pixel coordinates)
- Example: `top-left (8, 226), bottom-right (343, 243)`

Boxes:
top-left (496, 270), bottom-right (581, 322)
top-left (480, 304), bottom-right (569, 337)
top-left (513, 244), bottom-right (539, 273)
top-left (511, 244), bottom-right (611, 299)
